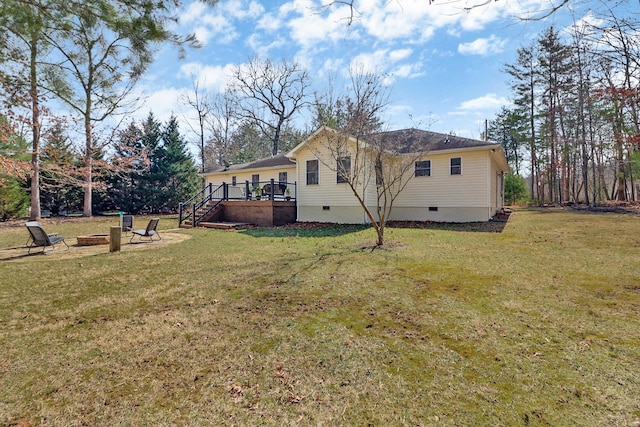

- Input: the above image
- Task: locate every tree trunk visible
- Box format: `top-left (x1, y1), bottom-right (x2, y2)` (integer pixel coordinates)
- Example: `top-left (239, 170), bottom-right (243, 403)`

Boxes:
top-left (29, 35), bottom-right (41, 221)
top-left (83, 115), bottom-right (92, 216)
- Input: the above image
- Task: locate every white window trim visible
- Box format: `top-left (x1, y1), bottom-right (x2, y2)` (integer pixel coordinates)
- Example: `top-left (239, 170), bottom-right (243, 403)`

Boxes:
top-left (450, 157), bottom-right (462, 175)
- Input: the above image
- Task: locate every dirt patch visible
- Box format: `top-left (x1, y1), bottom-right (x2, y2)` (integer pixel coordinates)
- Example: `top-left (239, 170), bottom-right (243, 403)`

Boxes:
top-left (0, 231), bottom-right (190, 262)
top-left (568, 201), bottom-right (640, 214)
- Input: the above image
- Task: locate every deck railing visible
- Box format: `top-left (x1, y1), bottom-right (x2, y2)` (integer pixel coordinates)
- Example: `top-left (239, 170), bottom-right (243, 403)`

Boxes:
top-left (178, 183), bottom-right (224, 227)
top-left (179, 180), bottom-right (296, 227)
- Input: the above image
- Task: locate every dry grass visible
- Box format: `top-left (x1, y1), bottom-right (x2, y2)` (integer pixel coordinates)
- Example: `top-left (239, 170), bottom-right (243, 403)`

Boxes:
top-left (1, 209), bottom-right (639, 426)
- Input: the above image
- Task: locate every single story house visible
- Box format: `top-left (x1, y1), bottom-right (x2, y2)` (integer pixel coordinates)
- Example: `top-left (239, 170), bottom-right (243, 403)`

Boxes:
top-left (200, 126), bottom-right (509, 224)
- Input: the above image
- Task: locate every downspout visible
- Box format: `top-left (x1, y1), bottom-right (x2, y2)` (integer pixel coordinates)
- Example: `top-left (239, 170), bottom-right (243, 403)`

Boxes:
top-left (488, 150), bottom-right (493, 220)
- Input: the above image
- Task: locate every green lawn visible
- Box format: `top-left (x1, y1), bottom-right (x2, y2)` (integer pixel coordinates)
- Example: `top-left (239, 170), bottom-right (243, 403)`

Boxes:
top-left (1, 209), bottom-right (639, 426)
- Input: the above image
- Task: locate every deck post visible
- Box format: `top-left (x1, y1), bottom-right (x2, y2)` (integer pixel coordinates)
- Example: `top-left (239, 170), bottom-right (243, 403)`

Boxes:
top-left (192, 203), bottom-right (197, 228)
top-left (208, 182), bottom-right (213, 202)
top-left (245, 181), bottom-right (250, 200)
top-left (270, 178), bottom-right (275, 201)
top-left (178, 203), bottom-right (183, 226)
top-left (223, 182), bottom-right (228, 200)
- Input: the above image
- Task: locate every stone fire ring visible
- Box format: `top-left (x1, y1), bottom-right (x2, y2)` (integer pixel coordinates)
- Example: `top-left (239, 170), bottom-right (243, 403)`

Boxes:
top-left (77, 234), bottom-right (110, 246)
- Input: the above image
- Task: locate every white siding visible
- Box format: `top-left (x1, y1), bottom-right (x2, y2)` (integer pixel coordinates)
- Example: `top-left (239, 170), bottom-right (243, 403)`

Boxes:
top-left (396, 150), bottom-right (490, 208)
top-left (294, 134), bottom-right (370, 223)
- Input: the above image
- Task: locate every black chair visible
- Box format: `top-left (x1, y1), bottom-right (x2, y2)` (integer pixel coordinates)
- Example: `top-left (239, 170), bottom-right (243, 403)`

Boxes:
top-left (130, 218), bottom-right (161, 243)
top-left (122, 215), bottom-right (134, 235)
top-left (25, 221), bottom-right (69, 254)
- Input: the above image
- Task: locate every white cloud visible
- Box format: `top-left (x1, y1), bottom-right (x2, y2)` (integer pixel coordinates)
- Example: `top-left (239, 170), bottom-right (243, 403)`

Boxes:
top-left (178, 0), bottom-right (265, 46)
top-left (130, 87), bottom-right (184, 124)
top-left (457, 93), bottom-right (510, 111)
top-left (256, 12), bottom-right (281, 31)
top-left (389, 48), bottom-right (413, 62)
top-left (246, 33), bottom-right (286, 57)
top-left (179, 63), bottom-right (236, 92)
top-left (458, 35), bottom-right (507, 56)
top-left (180, 2), bottom-right (207, 24)
top-left (348, 48), bottom-right (422, 85)
top-left (283, 1), bottom-right (357, 48)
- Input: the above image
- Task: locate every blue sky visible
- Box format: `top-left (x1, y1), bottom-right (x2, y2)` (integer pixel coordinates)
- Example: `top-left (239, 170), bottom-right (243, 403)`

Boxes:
top-left (135, 0), bottom-right (599, 142)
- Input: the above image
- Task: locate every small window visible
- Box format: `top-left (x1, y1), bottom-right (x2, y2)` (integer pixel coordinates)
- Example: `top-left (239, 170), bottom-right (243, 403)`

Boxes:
top-left (337, 156), bottom-right (351, 183)
top-left (278, 171), bottom-right (287, 185)
top-left (450, 157), bottom-right (462, 175)
top-left (252, 174), bottom-right (260, 189)
top-left (306, 160), bottom-right (318, 185)
top-left (415, 160), bottom-right (431, 177)
top-left (232, 176), bottom-right (237, 186)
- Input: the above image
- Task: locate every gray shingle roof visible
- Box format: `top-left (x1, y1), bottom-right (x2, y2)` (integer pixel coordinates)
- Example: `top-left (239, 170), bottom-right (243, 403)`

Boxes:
top-left (371, 128), bottom-right (497, 153)
top-left (205, 129), bottom-right (498, 174)
top-left (203, 153), bottom-right (295, 174)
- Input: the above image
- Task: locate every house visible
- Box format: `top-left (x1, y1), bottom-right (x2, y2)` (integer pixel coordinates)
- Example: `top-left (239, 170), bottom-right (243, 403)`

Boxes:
top-left (286, 126), bottom-right (509, 223)
top-left (191, 126), bottom-right (509, 227)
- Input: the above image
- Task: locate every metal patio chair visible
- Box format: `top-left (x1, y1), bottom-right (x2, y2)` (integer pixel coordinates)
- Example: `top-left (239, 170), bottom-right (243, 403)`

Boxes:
top-left (130, 218), bottom-right (161, 243)
top-left (25, 221), bottom-right (69, 254)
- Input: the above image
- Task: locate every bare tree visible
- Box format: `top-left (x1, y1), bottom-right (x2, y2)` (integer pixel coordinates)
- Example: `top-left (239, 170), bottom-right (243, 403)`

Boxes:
top-left (205, 90), bottom-right (240, 168)
top-left (310, 70), bottom-right (429, 247)
top-left (318, 0), bottom-right (577, 23)
top-left (181, 77), bottom-right (212, 173)
top-left (230, 57), bottom-right (310, 156)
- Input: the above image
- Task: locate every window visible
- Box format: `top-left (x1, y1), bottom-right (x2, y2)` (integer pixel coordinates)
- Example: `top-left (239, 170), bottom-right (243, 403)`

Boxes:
top-left (337, 156), bottom-right (351, 183)
top-left (279, 171), bottom-right (287, 185)
top-left (415, 160), bottom-right (431, 177)
top-left (232, 176), bottom-right (237, 186)
top-left (450, 157), bottom-right (462, 175)
top-left (252, 174), bottom-right (260, 189)
top-left (306, 160), bottom-right (318, 185)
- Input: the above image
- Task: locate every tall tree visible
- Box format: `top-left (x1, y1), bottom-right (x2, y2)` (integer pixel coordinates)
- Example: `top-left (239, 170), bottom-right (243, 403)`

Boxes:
top-left (204, 90), bottom-right (240, 169)
top-left (311, 70), bottom-right (425, 246)
top-left (158, 115), bottom-right (200, 211)
top-left (41, 1), bottom-right (197, 217)
top-left (487, 106), bottom-right (528, 176)
top-left (0, 114), bottom-right (30, 219)
top-left (181, 77), bottom-right (213, 173)
top-left (537, 26), bottom-right (573, 203)
top-left (230, 57), bottom-right (310, 156)
top-left (1, 0), bottom-right (217, 218)
top-left (109, 120), bottom-right (150, 213)
top-left (0, 0), bottom-right (54, 219)
top-left (505, 43), bottom-right (541, 201)
top-left (39, 117), bottom-right (83, 215)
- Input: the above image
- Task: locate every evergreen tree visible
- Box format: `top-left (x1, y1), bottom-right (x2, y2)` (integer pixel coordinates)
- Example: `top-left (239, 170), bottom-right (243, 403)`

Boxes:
top-left (228, 121), bottom-right (272, 164)
top-left (159, 115), bottom-right (200, 212)
top-left (504, 173), bottom-right (529, 205)
top-left (110, 120), bottom-right (149, 213)
top-left (487, 107), bottom-right (528, 175)
top-left (0, 115), bottom-right (30, 219)
top-left (505, 43), bottom-right (541, 201)
top-left (40, 119), bottom-right (83, 215)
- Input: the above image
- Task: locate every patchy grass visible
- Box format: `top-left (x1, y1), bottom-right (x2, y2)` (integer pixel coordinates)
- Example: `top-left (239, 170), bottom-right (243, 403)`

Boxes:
top-left (1, 209), bottom-right (639, 426)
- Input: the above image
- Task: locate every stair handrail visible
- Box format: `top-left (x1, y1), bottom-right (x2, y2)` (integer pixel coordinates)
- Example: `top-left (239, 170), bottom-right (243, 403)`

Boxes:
top-left (179, 183), bottom-right (224, 226)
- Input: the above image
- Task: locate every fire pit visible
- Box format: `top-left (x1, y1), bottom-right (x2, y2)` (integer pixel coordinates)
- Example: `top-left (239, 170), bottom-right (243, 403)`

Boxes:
top-left (77, 234), bottom-right (110, 246)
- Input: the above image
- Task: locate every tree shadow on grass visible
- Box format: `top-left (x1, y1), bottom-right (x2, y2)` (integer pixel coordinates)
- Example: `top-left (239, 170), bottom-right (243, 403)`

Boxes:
top-left (239, 218), bottom-right (508, 238)
top-left (239, 223), bottom-right (370, 238)
top-left (387, 220), bottom-right (508, 233)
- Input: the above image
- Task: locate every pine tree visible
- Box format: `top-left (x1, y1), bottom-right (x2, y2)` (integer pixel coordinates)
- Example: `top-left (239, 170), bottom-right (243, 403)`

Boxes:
top-left (160, 116), bottom-right (200, 212)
